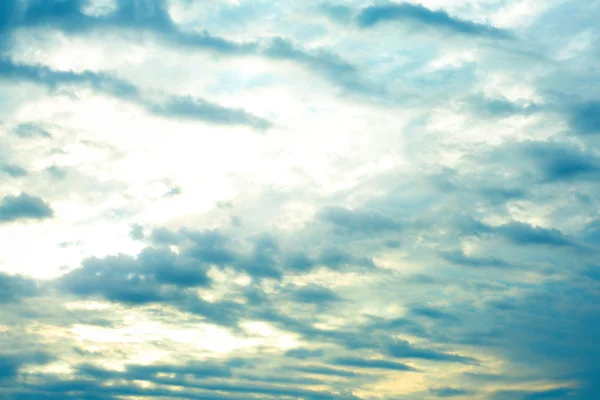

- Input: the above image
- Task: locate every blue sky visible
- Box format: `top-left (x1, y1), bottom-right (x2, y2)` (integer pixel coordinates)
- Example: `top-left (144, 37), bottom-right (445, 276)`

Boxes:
top-left (1, 0), bottom-right (599, 399)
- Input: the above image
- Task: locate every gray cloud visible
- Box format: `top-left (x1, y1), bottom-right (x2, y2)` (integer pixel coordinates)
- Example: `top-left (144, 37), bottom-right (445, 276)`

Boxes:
top-left (11, 123), bottom-right (52, 138)
top-left (0, 272), bottom-right (37, 304)
top-left (569, 101), bottom-right (600, 135)
top-left (439, 250), bottom-right (512, 268)
top-left (0, 59), bottom-right (271, 129)
top-left (332, 357), bottom-right (416, 371)
top-left (0, 193), bottom-right (54, 223)
top-left (356, 3), bottom-right (509, 38)
top-left (1, 0), bottom-right (375, 95)
top-left (59, 247), bottom-right (211, 305)
top-left (383, 339), bottom-right (477, 364)
top-left (0, 164), bottom-right (27, 177)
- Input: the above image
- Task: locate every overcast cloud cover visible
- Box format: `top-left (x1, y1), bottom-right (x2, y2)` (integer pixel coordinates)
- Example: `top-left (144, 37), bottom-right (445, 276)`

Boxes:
top-left (0, 0), bottom-right (599, 399)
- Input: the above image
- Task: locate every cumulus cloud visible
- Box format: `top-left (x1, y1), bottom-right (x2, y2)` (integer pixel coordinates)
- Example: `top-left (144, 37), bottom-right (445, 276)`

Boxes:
top-left (0, 193), bottom-right (54, 222)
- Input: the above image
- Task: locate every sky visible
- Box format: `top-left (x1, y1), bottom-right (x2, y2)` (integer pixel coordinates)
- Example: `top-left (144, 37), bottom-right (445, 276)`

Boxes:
top-left (0, 0), bottom-right (599, 399)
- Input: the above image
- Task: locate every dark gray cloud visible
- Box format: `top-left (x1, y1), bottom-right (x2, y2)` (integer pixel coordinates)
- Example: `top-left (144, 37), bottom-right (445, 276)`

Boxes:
top-left (319, 206), bottom-right (402, 234)
top-left (283, 250), bottom-right (317, 271)
top-left (0, 1), bottom-right (598, 400)
top-left (581, 219), bottom-right (600, 245)
top-left (495, 221), bottom-right (574, 247)
top-left (521, 141), bottom-right (600, 182)
top-left (356, 3), bottom-right (509, 38)
top-left (144, 95), bottom-right (272, 129)
top-left (0, 59), bottom-right (271, 129)
top-left (331, 357), bottom-right (415, 371)
top-left (569, 101), bottom-right (600, 135)
top-left (383, 339), bottom-right (476, 364)
top-left (0, 352), bottom-right (53, 381)
top-left (409, 306), bottom-right (459, 322)
top-left (1, 0), bottom-right (375, 95)
top-left (430, 387), bottom-right (472, 397)
top-left (51, 359), bottom-right (354, 400)
top-left (0, 272), bottom-right (37, 303)
top-left (261, 37), bottom-right (380, 95)
top-left (318, 246), bottom-right (375, 269)
top-left (491, 388), bottom-right (576, 400)
top-left (59, 247), bottom-right (211, 305)
top-left (285, 348), bottom-right (326, 359)
top-left (288, 284), bottom-right (341, 305)
top-left (439, 250), bottom-right (512, 268)
top-left (0, 193), bottom-right (54, 223)
top-left (294, 365), bottom-right (358, 378)
top-left (0, 58), bottom-right (139, 97)
top-left (467, 94), bottom-right (540, 118)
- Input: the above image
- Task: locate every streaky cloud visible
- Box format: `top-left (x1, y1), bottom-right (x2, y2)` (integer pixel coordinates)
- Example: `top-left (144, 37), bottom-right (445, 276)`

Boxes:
top-left (439, 250), bottom-right (512, 268)
top-left (294, 365), bottom-right (358, 377)
top-left (383, 339), bottom-right (477, 364)
top-left (0, 59), bottom-right (271, 129)
top-left (4, 0), bottom-right (375, 95)
top-left (145, 95), bottom-right (272, 130)
top-left (332, 357), bottom-right (416, 371)
top-left (431, 387), bottom-right (472, 397)
top-left (356, 3), bottom-right (509, 38)
top-left (495, 221), bottom-right (574, 247)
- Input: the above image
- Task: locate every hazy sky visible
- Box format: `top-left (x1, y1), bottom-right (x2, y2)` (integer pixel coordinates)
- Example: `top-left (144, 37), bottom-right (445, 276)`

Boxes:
top-left (1, 0), bottom-right (600, 399)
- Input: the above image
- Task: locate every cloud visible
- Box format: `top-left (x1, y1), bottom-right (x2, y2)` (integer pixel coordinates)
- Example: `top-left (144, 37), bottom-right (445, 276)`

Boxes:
top-left (383, 339), bottom-right (476, 364)
top-left (409, 306), bottom-right (459, 322)
top-left (491, 388), bottom-right (576, 400)
top-left (0, 58), bottom-right (139, 97)
top-left (1, 0), bottom-right (600, 398)
top-left (332, 357), bottom-right (416, 371)
top-left (321, 4), bottom-right (353, 24)
top-left (356, 3), bottom-right (509, 38)
top-left (51, 360), bottom-right (353, 400)
top-left (521, 141), bottom-right (600, 182)
top-left (144, 95), bottom-right (272, 129)
top-left (0, 352), bottom-right (53, 381)
top-left (294, 365), bottom-right (358, 377)
top-left (440, 250), bottom-right (512, 268)
top-left (284, 348), bottom-right (326, 359)
top-left (318, 246), bottom-right (375, 268)
top-left (58, 247), bottom-right (211, 305)
top-left (318, 206), bottom-right (402, 234)
top-left (10, 123), bottom-right (52, 138)
top-left (0, 193), bottom-right (54, 223)
top-left (288, 284), bottom-right (341, 305)
top-left (0, 164), bottom-right (27, 177)
top-left (2, 0), bottom-right (373, 94)
top-left (0, 59), bottom-right (271, 129)
top-left (569, 101), bottom-right (600, 135)
top-left (0, 272), bottom-right (37, 304)
top-left (495, 221), bottom-right (574, 247)
top-left (431, 387), bottom-right (472, 397)
top-left (261, 37), bottom-right (379, 94)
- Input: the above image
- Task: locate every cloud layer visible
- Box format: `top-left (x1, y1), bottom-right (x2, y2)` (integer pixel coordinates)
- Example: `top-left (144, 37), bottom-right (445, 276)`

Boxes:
top-left (1, 0), bottom-right (599, 399)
